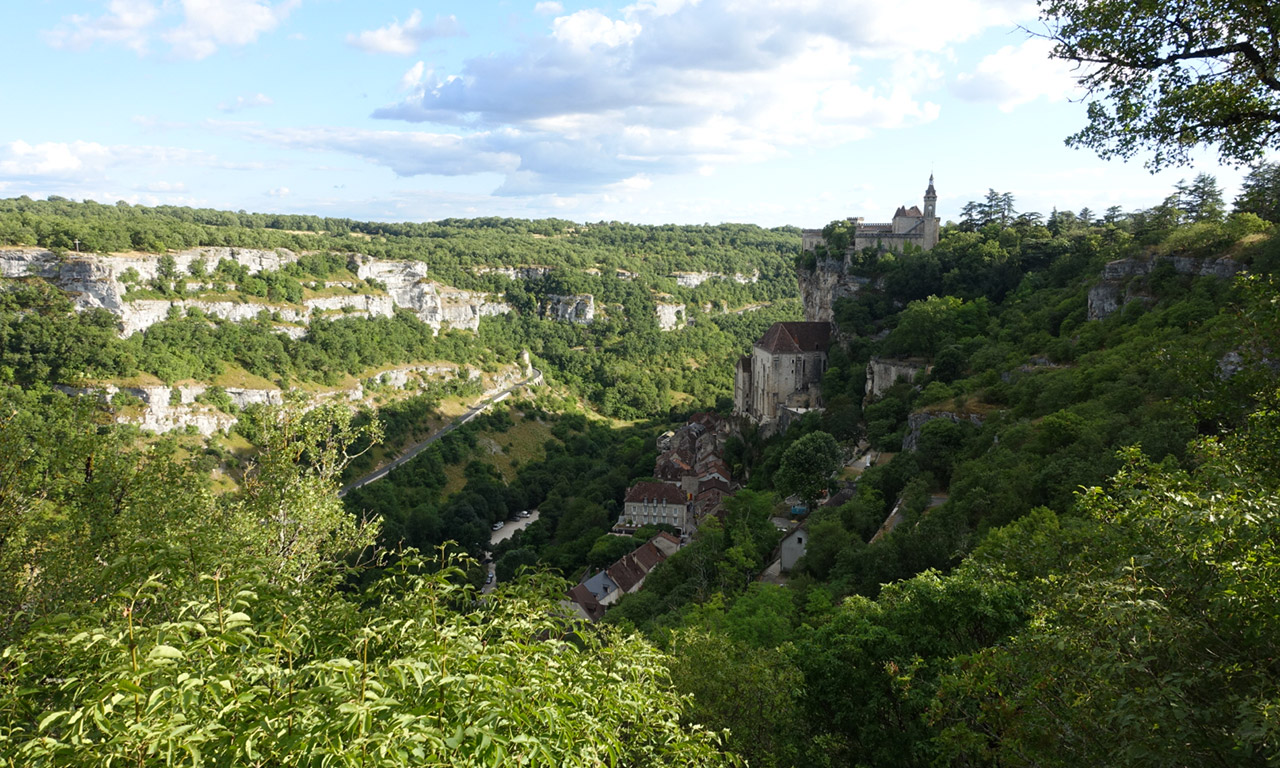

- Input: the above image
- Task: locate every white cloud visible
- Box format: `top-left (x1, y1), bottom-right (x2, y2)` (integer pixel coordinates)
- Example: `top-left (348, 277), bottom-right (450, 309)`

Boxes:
top-left (233, 125), bottom-right (522, 178)
top-left (362, 0), bottom-right (1028, 194)
top-left (0, 139), bottom-right (246, 180)
top-left (268, 186), bottom-right (290, 197)
top-left (551, 10), bottom-right (642, 51)
top-left (0, 140), bottom-right (113, 176)
top-left (954, 38), bottom-right (1079, 112)
top-left (218, 93), bottom-right (274, 113)
top-left (45, 0), bottom-right (159, 53)
top-left (141, 181), bottom-right (188, 192)
top-left (346, 10), bottom-right (464, 56)
top-left (534, 2), bottom-right (564, 15)
top-left (46, 0), bottom-right (298, 59)
top-left (401, 61), bottom-right (427, 91)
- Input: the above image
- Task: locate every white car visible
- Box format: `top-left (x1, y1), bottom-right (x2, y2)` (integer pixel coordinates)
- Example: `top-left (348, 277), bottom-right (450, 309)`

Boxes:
top-left (518, 510), bottom-right (531, 518)
top-left (491, 521), bottom-right (504, 531)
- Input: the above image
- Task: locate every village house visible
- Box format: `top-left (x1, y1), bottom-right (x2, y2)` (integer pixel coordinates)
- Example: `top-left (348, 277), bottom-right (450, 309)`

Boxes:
top-left (567, 533), bottom-right (681, 619)
top-left (617, 481), bottom-right (691, 533)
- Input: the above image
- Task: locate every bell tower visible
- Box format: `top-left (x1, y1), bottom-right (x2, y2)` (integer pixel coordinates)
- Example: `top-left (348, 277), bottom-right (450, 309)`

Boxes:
top-left (923, 174), bottom-right (939, 250)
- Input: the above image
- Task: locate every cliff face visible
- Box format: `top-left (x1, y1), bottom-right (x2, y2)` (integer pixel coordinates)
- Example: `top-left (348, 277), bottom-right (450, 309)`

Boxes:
top-left (1088, 254), bottom-right (1241, 320)
top-left (541, 294), bottom-right (595, 324)
top-left (1, 247), bottom-right (514, 336)
top-left (902, 410), bottom-right (984, 451)
top-left (671, 271), bottom-right (759, 288)
top-left (655, 303), bottom-right (686, 331)
top-left (798, 257), bottom-right (872, 323)
top-left (56, 362), bottom-right (520, 436)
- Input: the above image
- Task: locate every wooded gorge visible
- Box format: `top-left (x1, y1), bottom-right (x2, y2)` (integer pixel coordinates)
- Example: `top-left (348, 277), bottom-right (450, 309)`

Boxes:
top-left (1, 172), bottom-right (1279, 766)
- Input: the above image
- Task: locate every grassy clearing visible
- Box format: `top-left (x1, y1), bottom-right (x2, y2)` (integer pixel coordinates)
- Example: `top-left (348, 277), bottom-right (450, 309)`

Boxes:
top-left (440, 410), bottom-right (555, 496)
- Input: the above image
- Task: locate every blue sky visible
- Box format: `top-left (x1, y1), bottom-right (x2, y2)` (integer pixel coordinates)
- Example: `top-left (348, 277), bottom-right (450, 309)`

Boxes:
top-left (0, 0), bottom-right (1259, 227)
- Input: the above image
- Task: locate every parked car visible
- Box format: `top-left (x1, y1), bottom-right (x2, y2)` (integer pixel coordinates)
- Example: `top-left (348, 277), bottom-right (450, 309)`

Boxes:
top-left (486, 572), bottom-right (495, 584)
top-left (518, 510), bottom-right (531, 518)
top-left (491, 521), bottom-right (504, 531)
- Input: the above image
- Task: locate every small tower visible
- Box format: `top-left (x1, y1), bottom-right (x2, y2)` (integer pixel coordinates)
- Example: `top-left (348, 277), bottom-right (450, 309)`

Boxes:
top-left (922, 174), bottom-right (939, 250)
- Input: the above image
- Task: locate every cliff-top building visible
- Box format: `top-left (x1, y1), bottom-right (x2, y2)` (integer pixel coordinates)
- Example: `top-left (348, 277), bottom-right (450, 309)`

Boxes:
top-left (801, 176), bottom-right (939, 255)
top-left (733, 321), bottom-right (832, 435)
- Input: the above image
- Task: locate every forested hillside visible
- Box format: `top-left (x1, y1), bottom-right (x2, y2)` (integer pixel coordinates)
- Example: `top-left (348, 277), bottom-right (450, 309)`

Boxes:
top-left (588, 176), bottom-right (1280, 767)
top-left (3, 167), bottom-right (1280, 766)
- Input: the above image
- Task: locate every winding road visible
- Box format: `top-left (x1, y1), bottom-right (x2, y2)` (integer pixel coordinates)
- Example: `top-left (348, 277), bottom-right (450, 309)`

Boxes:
top-left (338, 367), bottom-right (542, 497)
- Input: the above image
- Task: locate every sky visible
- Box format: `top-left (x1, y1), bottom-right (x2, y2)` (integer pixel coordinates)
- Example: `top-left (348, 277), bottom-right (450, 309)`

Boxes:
top-left (0, 0), bottom-right (1261, 228)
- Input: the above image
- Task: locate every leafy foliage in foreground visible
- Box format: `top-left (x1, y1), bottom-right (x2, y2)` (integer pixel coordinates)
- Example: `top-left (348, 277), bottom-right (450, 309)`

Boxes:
top-left (0, 392), bottom-right (736, 766)
top-left (0, 558), bottom-right (732, 767)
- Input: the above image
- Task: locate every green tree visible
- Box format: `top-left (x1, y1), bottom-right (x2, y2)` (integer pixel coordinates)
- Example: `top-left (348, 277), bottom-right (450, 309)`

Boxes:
top-left (1234, 160), bottom-right (1280, 222)
top-left (774, 431), bottom-right (842, 509)
top-left (1038, 0), bottom-right (1280, 168)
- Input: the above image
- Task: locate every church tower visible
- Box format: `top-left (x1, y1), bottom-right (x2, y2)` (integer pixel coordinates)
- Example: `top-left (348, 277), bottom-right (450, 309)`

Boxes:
top-left (923, 174), bottom-right (939, 250)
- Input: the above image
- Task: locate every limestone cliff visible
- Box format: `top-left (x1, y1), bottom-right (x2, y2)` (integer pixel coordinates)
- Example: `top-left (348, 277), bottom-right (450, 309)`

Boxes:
top-left (1087, 254), bottom-right (1241, 320)
top-left (798, 256), bottom-right (872, 323)
top-left (1, 247), bottom-right (514, 336)
top-left (671, 271), bottom-right (759, 288)
top-left (56, 361), bottom-right (520, 436)
top-left (902, 410), bottom-right (985, 451)
top-left (541, 294), bottom-right (595, 324)
top-left (655, 302), bottom-right (686, 331)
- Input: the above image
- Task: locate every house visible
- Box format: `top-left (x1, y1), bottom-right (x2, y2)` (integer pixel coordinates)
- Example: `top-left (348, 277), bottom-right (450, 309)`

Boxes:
top-left (618, 481), bottom-right (690, 533)
top-left (733, 321), bottom-right (832, 432)
top-left (778, 523), bottom-right (808, 573)
top-left (801, 176), bottom-right (939, 255)
top-left (581, 568), bottom-right (622, 606)
top-left (565, 584), bottom-right (607, 621)
top-left (567, 533), bottom-right (683, 621)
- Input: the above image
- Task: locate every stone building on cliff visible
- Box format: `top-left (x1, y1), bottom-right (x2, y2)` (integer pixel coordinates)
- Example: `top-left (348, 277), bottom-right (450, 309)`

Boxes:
top-left (801, 175), bottom-right (939, 255)
top-left (733, 321), bottom-right (832, 434)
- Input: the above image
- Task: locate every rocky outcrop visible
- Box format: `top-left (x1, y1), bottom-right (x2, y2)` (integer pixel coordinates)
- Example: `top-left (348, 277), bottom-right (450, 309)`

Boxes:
top-left (865, 357), bottom-right (931, 400)
top-left (542, 294), bottom-right (595, 324)
top-left (472, 265), bottom-right (554, 281)
top-left (799, 257), bottom-right (872, 323)
top-left (352, 257), bottom-right (510, 332)
top-left (1, 247), bottom-right (514, 336)
top-left (902, 410), bottom-right (984, 451)
top-left (671, 271), bottom-right (759, 288)
top-left (1087, 254), bottom-right (1242, 320)
top-left (656, 302), bottom-right (686, 331)
top-left (55, 360), bottom-right (520, 436)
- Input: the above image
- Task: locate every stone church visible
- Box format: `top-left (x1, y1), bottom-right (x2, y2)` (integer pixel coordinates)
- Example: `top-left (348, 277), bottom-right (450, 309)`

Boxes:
top-left (801, 175), bottom-right (940, 254)
top-left (733, 321), bottom-right (832, 434)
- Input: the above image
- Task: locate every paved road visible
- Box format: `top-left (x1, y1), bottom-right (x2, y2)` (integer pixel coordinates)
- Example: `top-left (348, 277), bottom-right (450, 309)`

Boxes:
top-left (489, 509), bottom-right (541, 546)
top-left (338, 368), bottom-right (542, 497)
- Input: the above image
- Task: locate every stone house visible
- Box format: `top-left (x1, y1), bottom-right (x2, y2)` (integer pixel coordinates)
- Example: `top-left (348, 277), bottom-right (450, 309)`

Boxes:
top-left (618, 481), bottom-right (691, 533)
top-left (733, 321), bottom-right (832, 431)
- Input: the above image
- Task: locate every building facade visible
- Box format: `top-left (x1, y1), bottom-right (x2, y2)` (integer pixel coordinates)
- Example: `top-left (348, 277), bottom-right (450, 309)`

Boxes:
top-left (618, 481), bottom-right (691, 533)
top-left (733, 321), bottom-right (832, 431)
top-left (801, 176), bottom-right (939, 255)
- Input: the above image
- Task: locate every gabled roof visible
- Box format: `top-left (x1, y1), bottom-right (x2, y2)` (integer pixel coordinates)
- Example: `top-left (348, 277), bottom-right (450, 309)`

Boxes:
top-left (899, 205), bottom-right (923, 218)
top-left (566, 584), bottom-right (607, 622)
top-left (582, 569), bottom-right (619, 602)
top-left (625, 481), bottom-right (687, 506)
top-left (755, 322), bottom-right (831, 355)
